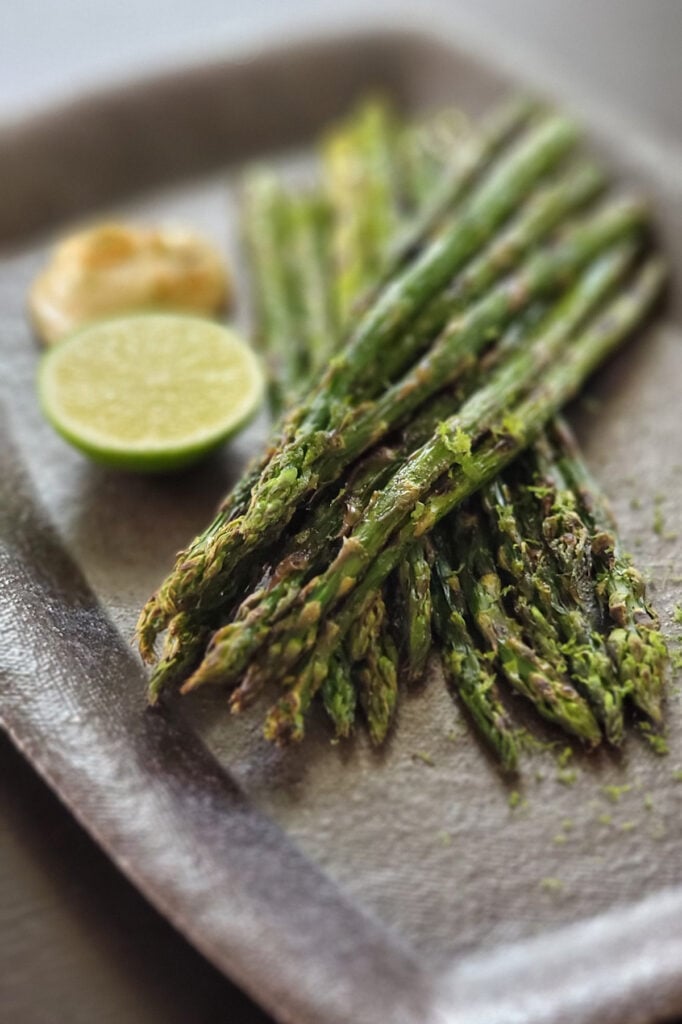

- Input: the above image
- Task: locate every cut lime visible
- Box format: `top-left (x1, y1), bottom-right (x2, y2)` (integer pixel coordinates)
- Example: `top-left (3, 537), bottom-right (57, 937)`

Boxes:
top-left (38, 314), bottom-right (265, 471)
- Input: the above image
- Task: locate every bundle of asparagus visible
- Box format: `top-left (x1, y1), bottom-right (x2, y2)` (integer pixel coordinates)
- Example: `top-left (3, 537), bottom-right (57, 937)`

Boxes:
top-left (138, 95), bottom-right (667, 768)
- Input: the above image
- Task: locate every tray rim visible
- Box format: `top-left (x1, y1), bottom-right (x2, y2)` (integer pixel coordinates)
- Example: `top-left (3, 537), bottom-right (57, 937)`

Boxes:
top-left (2, 21), bottom-right (682, 1024)
top-left (2, 18), bottom-right (681, 248)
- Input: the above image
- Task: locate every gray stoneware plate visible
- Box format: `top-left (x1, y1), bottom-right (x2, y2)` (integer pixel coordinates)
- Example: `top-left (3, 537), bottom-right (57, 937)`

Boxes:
top-left (2, 26), bottom-right (682, 1024)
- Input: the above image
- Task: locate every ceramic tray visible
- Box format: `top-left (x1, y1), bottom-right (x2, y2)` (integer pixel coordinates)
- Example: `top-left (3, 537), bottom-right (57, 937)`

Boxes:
top-left (2, 26), bottom-right (682, 1024)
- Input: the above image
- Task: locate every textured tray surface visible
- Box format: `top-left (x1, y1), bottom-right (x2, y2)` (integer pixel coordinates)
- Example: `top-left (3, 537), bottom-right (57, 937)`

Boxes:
top-left (2, 27), bottom-right (682, 1024)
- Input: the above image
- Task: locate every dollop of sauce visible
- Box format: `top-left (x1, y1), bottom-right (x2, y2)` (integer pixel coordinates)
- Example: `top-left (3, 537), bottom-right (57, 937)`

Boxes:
top-left (29, 222), bottom-right (230, 344)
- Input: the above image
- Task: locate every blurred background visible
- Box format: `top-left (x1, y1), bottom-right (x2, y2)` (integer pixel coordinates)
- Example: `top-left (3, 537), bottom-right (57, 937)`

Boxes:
top-left (2, 0), bottom-right (681, 140)
top-left (1, 2), bottom-right (680, 1023)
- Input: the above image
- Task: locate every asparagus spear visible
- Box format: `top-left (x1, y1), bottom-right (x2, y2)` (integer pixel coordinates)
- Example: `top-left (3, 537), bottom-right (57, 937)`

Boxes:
top-left (531, 446), bottom-right (597, 615)
top-left (385, 95), bottom-right (538, 275)
top-left (482, 477), bottom-right (572, 670)
top-left (322, 99), bottom-right (398, 323)
top-left (142, 101), bottom-right (663, 761)
top-left (181, 393), bottom-right (458, 701)
top-left (136, 113), bottom-right (579, 651)
top-left (240, 171), bottom-right (308, 410)
top-left (428, 533), bottom-right (520, 771)
top-left (243, 176), bottom-right (338, 405)
top-left (453, 507), bottom-right (601, 743)
top-left (403, 110), bottom-right (516, 753)
top-left (549, 419), bottom-right (668, 723)
top-left (266, 590), bottom-right (399, 746)
top-left (325, 98), bottom-right (437, 692)
top-left (173, 104), bottom-right (440, 703)
top-left (148, 190), bottom-right (336, 676)
top-left (382, 162), bottom-right (604, 385)
top-left (396, 543), bottom-right (433, 684)
top-left (356, 596), bottom-right (400, 746)
top-left (345, 590), bottom-right (400, 743)
top-left (485, 468), bottom-right (627, 744)
top-left (146, 613), bottom-right (211, 703)
top-left (288, 191), bottom-right (338, 385)
top-left (260, 257), bottom-right (664, 742)
top-left (400, 119), bottom-right (452, 210)
top-left (400, 107), bottom-right (475, 210)
top-left (139, 463), bottom-right (267, 664)
top-left (152, 195), bottom-right (643, 649)
top-left (187, 232), bottom-right (639, 696)
top-left (320, 651), bottom-right (357, 739)
top-left (240, 242), bottom-right (640, 684)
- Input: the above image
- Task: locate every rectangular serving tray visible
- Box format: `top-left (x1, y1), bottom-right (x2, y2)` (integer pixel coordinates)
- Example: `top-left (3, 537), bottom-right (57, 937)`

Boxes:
top-left (2, 25), bottom-right (682, 1024)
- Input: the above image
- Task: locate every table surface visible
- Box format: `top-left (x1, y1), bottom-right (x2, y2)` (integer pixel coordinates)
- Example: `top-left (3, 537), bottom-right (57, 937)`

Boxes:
top-left (2, 2), bottom-right (681, 1022)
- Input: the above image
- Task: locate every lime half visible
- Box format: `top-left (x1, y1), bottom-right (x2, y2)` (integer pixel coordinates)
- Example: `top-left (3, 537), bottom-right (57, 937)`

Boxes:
top-left (38, 314), bottom-right (265, 471)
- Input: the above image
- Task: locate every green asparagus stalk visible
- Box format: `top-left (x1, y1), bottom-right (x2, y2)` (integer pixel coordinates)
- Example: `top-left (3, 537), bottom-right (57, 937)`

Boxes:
top-left (322, 99), bottom-right (398, 324)
top-left (428, 533), bottom-right (520, 771)
top-left (403, 116), bottom-right (516, 761)
top-left (158, 196), bottom-right (642, 647)
top-left (139, 448), bottom-right (272, 666)
top-left (320, 651), bottom-right (357, 739)
top-left (186, 232), bottom-right (639, 696)
top-left (385, 95), bottom-right (539, 275)
top-left (531, 447), bottom-right (597, 615)
top-left (239, 242), bottom-right (639, 686)
top-left (453, 508), bottom-right (601, 743)
top-left (241, 171), bottom-right (308, 410)
top-left (480, 301), bottom-right (549, 373)
top-left (147, 191), bottom-right (336, 678)
top-left (400, 107), bottom-right (474, 209)
top-left (260, 257), bottom-right (664, 742)
top-left (400, 120), bottom-right (449, 210)
top-left (288, 191), bottom-right (339, 385)
top-left (346, 590), bottom-right (382, 663)
top-left (356, 595), bottom-right (400, 746)
top-left (381, 162), bottom-right (604, 385)
top-left (267, 590), bottom-right (399, 746)
top-left (549, 419), bottom-right (668, 723)
top-left (172, 96), bottom-right (420, 703)
top-left (144, 100), bottom-right (666, 761)
top-left (396, 543), bottom-right (433, 684)
top-left (136, 113), bottom-right (579, 652)
top-left (146, 613), bottom-right (211, 703)
top-left (243, 179), bottom-right (338, 406)
top-left (325, 97), bottom-right (435, 692)
top-left (345, 590), bottom-right (399, 742)
top-left (484, 469), bottom-right (627, 745)
top-left (482, 477), bottom-right (571, 671)
top-left (181, 393), bottom-right (458, 701)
